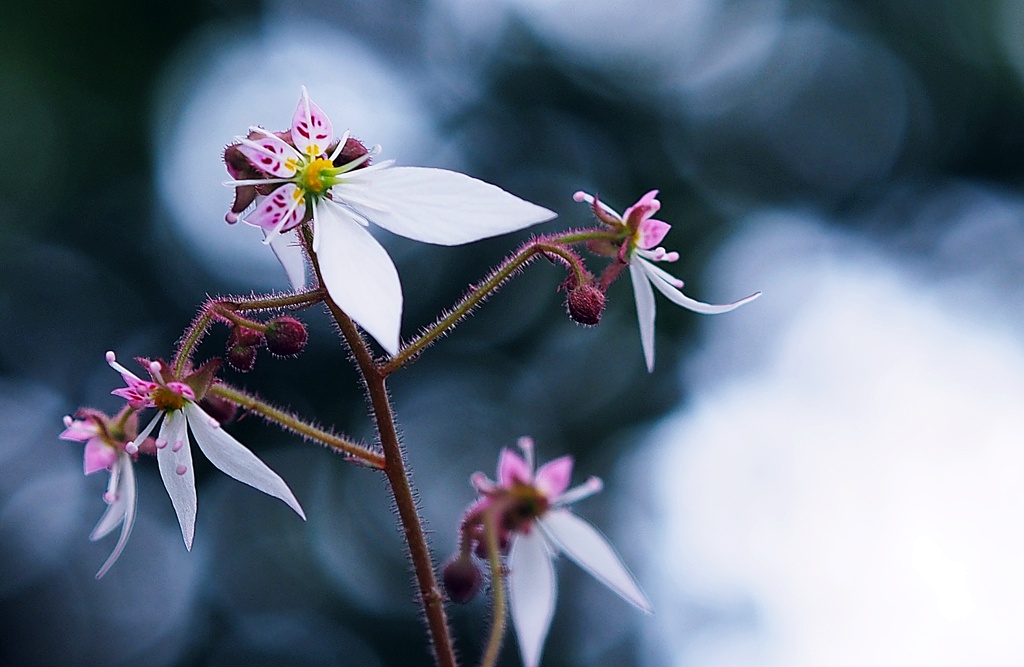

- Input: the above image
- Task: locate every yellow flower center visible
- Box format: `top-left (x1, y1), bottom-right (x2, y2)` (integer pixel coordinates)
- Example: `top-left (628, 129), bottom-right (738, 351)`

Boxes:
top-left (302, 158), bottom-right (336, 194)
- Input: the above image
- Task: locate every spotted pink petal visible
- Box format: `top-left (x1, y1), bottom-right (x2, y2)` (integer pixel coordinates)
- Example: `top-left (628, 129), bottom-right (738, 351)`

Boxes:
top-left (534, 456), bottom-right (574, 499)
top-left (637, 218), bottom-right (671, 250)
top-left (83, 438), bottom-right (117, 475)
top-left (291, 87), bottom-right (333, 157)
top-left (237, 132), bottom-right (301, 178)
top-left (498, 448), bottom-right (533, 488)
top-left (245, 184), bottom-right (306, 233)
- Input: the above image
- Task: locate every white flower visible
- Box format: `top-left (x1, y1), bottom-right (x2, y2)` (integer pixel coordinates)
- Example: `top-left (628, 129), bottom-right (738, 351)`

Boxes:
top-left (225, 87), bottom-right (556, 355)
top-left (574, 189), bottom-right (761, 371)
top-left (469, 437), bottom-right (652, 667)
top-left (107, 352), bottom-right (305, 549)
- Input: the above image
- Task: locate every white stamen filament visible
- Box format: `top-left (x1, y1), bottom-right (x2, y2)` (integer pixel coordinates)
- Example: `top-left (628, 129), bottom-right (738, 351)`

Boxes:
top-left (328, 130), bottom-right (352, 162)
top-left (105, 351), bottom-right (138, 379)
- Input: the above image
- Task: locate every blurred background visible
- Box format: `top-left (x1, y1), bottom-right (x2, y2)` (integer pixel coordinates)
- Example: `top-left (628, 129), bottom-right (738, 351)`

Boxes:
top-left (3, 0), bottom-right (1024, 665)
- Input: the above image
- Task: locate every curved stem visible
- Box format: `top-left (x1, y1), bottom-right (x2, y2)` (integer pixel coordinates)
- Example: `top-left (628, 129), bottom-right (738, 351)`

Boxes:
top-left (382, 229), bottom-right (618, 375)
top-left (208, 383), bottom-right (384, 469)
top-left (304, 228), bottom-right (458, 667)
top-left (173, 289), bottom-right (323, 376)
top-left (478, 509), bottom-right (507, 667)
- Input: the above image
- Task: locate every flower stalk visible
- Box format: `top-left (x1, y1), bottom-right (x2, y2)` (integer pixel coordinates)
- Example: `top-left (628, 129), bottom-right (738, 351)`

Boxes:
top-left (305, 227), bottom-right (458, 667)
top-left (208, 383), bottom-right (384, 469)
top-left (382, 228), bottom-right (619, 375)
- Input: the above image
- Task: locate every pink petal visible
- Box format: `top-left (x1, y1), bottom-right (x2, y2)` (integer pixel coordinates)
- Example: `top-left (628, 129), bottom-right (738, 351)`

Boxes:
top-left (291, 87), bottom-right (333, 157)
top-left (534, 456), bottom-right (574, 499)
top-left (237, 133), bottom-right (301, 178)
top-left (637, 218), bottom-right (671, 249)
top-left (244, 184), bottom-right (306, 233)
top-left (623, 189), bottom-right (660, 226)
top-left (60, 419), bottom-right (99, 442)
top-left (497, 448), bottom-right (532, 487)
top-left (83, 438), bottom-right (117, 475)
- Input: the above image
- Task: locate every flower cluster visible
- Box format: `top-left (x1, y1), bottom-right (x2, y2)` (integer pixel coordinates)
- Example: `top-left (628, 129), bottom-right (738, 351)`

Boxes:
top-left (446, 437), bottom-right (651, 667)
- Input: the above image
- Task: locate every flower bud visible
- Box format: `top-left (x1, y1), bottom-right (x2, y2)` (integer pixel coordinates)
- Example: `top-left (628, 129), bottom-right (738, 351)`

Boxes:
top-left (566, 283), bottom-right (606, 326)
top-left (442, 554), bottom-right (483, 604)
top-left (229, 325), bottom-right (265, 349)
top-left (226, 344), bottom-right (257, 373)
top-left (265, 316), bottom-right (308, 356)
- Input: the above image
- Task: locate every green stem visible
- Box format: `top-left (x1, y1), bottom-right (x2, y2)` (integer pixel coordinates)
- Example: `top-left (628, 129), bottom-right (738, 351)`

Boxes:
top-left (208, 383), bottom-right (384, 469)
top-left (382, 229), bottom-right (619, 375)
top-left (478, 509), bottom-right (507, 667)
top-left (304, 228), bottom-right (458, 667)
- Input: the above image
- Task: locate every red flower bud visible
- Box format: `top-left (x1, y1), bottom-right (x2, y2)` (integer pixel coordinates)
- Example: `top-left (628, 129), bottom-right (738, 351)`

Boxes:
top-left (226, 344), bottom-right (257, 373)
top-left (566, 283), bottom-right (606, 326)
top-left (229, 325), bottom-right (265, 348)
top-left (265, 317), bottom-right (308, 356)
top-left (442, 554), bottom-right (483, 604)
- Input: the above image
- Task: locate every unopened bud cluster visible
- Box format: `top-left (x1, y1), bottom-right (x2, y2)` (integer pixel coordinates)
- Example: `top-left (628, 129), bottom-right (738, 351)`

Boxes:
top-left (226, 316), bottom-right (308, 373)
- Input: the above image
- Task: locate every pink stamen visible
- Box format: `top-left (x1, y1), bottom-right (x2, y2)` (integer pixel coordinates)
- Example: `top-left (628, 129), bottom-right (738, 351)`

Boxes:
top-left (172, 440), bottom-right (184, 453)
top-left (175, 465), bottom-right (188, 476)
top-left (208, 417), bottom-right (220, 429)
top-left (125, 441), bottom-right (139, 455)
top-left (155, 438), bottom-right (167, 449)
top-left (63, 415), bottom-right (73, 428)
top-left (226, 211), bottom-right (240, 224)
top-left (103, 491), bottom-right (118, 504)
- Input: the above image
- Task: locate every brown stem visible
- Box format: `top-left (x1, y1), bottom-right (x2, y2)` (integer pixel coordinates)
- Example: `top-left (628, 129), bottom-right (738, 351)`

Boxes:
top-left (306, 229), bottom-right (458, 667)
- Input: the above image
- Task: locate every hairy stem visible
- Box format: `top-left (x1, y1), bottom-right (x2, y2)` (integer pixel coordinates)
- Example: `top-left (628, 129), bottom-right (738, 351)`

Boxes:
top-left (305, 229), bottom-right (458, 667)
top-left (208, 383), bottom-right (384, 469)
top-left (382, 229), bottom-right (618, 375)
top-left (478, 510), bottom-right (507, 667)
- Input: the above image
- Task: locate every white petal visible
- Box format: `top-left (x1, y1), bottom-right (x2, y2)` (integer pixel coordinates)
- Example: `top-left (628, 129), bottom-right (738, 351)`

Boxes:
top-left (639, 258), bottom-right (761, 315)
top-left (338, 166), bottom-right (555, 245)
top-left (540, 510), bottom-right (653, 614)
top-left (629, 261), bottom-right (657, 372)
top-left (266, 228), bottom-right (308, 290)
top-left (93, 454), bottom-right (138, 579)
top-left (314, 201), bottom-right (402, 355)
top-left (156, 410), bottom-right (197, 549)
top-left (184, 403), bottom-right (305, 519)
top-left (509, 530), bottom-right (557, 667)
top-left (90, 454), bottom-right (131, 541)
